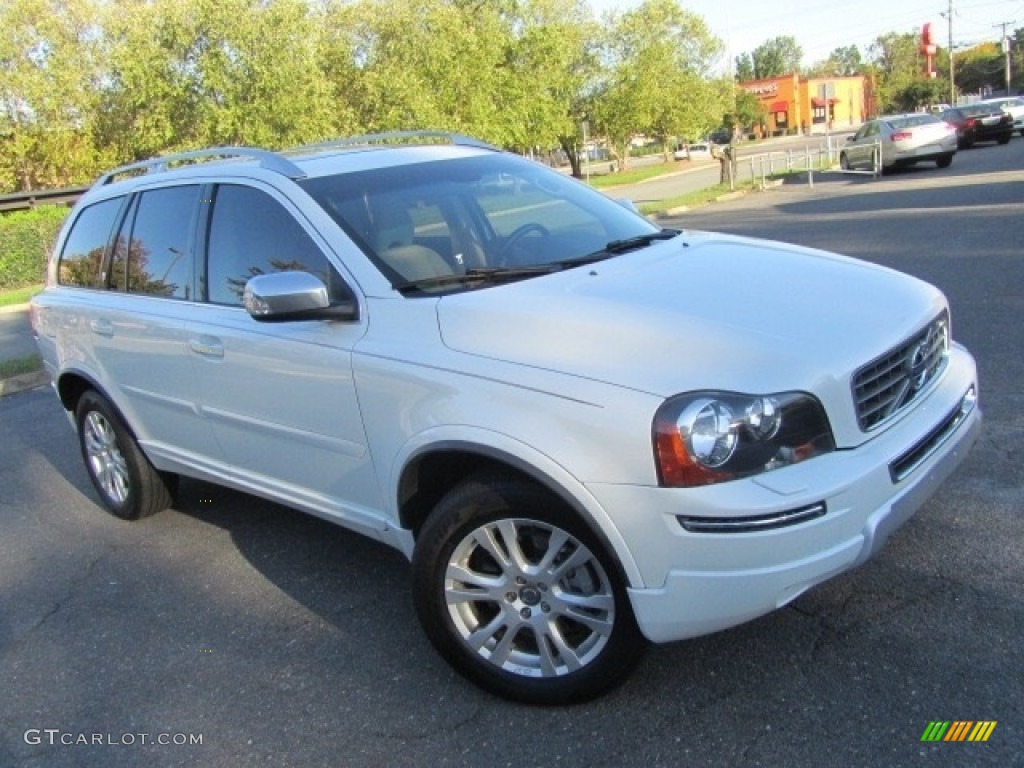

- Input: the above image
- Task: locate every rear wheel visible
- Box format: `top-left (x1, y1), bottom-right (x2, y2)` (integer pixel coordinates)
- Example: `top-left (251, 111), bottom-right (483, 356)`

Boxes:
top-left (935, 153), bottom-right (953, 168)
top-left (75, 390), bottom-right (176, 520)
top-left (412, 472), bottom-right (646, 704)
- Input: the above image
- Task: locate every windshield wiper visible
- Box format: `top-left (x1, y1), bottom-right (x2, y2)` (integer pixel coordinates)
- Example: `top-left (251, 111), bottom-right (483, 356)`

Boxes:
top-left (394, 231), bottom-right (682, 293)
top-left (394, 266), bottom-right (557, 293)
top-left (603, 229), bottom-right (680, 254)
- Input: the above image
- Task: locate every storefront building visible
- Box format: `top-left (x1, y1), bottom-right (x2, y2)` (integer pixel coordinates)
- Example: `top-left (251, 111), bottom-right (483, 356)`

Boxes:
top-left (739, 74), bottom-right (874, 137)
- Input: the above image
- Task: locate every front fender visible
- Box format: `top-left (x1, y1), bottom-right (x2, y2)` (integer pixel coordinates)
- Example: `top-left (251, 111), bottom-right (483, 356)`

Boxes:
top-left (391, 425), bottom-right (645, 589)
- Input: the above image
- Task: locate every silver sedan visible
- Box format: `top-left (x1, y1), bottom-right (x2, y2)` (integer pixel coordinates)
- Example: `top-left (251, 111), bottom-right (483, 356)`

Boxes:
top-left (840, 113), bottom-right (958, 173)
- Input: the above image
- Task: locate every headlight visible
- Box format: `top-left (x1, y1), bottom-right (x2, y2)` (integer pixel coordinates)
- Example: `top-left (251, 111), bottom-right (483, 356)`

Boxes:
top-left (653, 391), bottom-right (835, 487)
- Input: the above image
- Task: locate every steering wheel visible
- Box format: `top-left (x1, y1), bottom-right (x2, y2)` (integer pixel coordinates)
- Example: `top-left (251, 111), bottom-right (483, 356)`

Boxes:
top-left (497, 223), bottom-right (550, 265)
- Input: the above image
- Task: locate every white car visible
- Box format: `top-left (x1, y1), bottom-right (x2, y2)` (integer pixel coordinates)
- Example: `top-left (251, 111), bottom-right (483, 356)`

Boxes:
top-left (31, 133), bottom-right (981, 704)
top-left (977, 96), bottom-right (1024, 136)
top-left (673, 142), bottom-right (717, 160)
top-left (841, 113), bottom-right (958, 172)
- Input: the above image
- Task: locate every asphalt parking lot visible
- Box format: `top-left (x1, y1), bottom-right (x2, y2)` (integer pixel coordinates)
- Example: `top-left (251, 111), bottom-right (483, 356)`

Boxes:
top-left (1, 141), bottom-right (1022, 767)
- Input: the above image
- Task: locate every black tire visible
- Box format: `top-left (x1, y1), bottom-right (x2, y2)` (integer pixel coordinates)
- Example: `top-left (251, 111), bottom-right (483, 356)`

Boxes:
top-left (75, 390), bottom-right (176, 520)
top-left (412, 471), bottom-right (647, 704)
top-left (935, 153), bottom-right (953, 168)
top-left (997, 133), bottom-right (1012, 145)
top-left (839, 152), bottom-right (851, 171)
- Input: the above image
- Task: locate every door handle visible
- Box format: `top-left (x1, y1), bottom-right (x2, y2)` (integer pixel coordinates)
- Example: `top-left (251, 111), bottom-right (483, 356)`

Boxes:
top-left (89, 319), bottom-right (114, 337)
top-left (188, 336), bottom-right (224, 358)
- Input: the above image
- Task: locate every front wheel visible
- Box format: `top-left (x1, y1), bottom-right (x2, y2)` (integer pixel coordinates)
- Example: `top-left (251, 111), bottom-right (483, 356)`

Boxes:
top-left (935, 153), bottom-right (953, 168)
top-left (412, 472), bottom-right (646, 704)
top-left (839, 152), bottom-right (851, 170)
top-left (75, 390), bottom-right (176, 520)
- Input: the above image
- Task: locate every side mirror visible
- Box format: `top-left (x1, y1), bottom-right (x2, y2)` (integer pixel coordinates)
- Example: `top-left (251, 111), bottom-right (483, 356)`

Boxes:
top-left (244, 271), bottom-right (358, 322)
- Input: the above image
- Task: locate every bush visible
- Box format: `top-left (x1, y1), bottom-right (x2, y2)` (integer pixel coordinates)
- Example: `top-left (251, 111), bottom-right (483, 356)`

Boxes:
top-left (0, 206), bottom-right (69, 289)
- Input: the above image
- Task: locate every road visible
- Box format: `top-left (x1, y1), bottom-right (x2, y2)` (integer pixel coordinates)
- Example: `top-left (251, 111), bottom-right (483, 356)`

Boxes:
top-left (1, 139), bottom-right (1022, 767)
top-left (606, 132), bottom-right (856, 207)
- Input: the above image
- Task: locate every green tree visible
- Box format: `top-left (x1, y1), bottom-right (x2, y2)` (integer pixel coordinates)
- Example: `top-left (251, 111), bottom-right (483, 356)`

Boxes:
top-left (338, 0), bottom-right (509, 142)
top-left (590, 0), bottom-right (723, 170)
top-left (93, 0), bottom-right (337, 162)
top-left (809, 45), bottom-right (864, 77)
top-left (954, 42), bottom-right (1005, 96)
top-left (734, 52), bottom-right (754, 82)
top-left (751, 36), bottom-right (802, 79)
top-left (0, 0), bottom-right (106, 190)
top-left (728, 87), bottom-right (766, 135)
top-left (95, 0), bottom-right (337, 161)
top-left (510, 0), bottom-right (601, 176)
top-left (868, 31), bottom-right (948, 112)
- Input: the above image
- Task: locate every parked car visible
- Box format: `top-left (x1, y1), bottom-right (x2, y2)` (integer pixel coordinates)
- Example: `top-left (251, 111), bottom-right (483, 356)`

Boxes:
top-left (840, 113), bottom-right (957, 172)
top-left (672, 142), bottom-right (717, 161)
top-left (939, 103), bottom-right (1014, 148)
top-left (975, 96), bottom-right (1024, 137)
top-left (31, 132), bottom-right (981, 705)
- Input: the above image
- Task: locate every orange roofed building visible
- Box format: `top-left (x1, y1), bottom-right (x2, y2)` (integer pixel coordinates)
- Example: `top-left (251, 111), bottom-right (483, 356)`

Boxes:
top-left (738, 73), bottom-right (875, 138)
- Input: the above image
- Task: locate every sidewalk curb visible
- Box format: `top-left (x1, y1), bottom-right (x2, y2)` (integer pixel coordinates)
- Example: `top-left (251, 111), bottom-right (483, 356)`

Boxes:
top-left (0, 370), bottom-right (49, 398)
top-left (0, 302), bottom-right (31, 315)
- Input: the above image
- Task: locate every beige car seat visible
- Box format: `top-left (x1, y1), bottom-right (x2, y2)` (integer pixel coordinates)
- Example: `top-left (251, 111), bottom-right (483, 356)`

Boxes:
top-left (373, 206), bottom-right (453, 282)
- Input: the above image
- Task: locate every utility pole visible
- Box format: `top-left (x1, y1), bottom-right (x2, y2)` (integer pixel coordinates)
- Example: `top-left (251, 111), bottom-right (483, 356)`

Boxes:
top-left (948, 0), bottom-right (955, 104)
top-left (995, 21), bottom-right (1017, 96)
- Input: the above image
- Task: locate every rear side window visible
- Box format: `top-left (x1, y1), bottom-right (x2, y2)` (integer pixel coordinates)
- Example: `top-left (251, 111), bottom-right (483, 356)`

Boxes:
top-left (206, 184), bottom-right (337, 306)
top-left (111, 185), bottom-right (200, 299)
top-left (58, 198), bottom-right (123, 288)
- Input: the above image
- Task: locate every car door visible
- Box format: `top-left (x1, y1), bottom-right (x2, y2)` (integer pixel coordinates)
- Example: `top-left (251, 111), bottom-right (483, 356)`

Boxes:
top-left (186, 181), bottom-right (384, 533)
top-left (69, 185), bottom-right (222, 465)
top-left (847, 122), bottom-right (878, 168)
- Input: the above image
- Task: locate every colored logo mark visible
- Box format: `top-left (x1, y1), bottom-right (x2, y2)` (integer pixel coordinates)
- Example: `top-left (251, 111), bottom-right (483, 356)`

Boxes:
top-left (921, 721), bottom-right (997, 742)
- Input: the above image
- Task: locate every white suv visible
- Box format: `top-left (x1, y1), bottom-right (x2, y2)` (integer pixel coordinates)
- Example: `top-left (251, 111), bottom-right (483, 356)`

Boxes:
top-left (31, 133), bottom-right (981, 704)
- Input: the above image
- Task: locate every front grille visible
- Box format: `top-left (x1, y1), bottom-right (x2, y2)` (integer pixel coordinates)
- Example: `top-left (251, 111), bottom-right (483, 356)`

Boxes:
top-left (853, 312), bottom-right (949, 431)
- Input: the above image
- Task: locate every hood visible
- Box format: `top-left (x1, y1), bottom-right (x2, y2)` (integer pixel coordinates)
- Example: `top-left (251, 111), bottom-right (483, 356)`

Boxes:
top-left (436, 231), bottom-right (945, 398)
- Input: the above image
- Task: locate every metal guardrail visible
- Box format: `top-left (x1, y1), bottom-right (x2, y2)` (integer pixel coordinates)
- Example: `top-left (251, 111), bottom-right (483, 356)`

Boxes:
top-left (739, 138), bottom-right (882, 189)
top-left (0, 185), bottom-right (87, 213)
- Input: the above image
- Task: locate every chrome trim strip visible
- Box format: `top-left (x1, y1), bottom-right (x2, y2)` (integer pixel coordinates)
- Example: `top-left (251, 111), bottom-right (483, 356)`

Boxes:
top-left (678, 502), bottom-right (827, 534)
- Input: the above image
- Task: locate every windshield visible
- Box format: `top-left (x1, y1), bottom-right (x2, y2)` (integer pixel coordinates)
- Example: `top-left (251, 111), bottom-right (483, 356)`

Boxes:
top-left (298, 153), bottom-right (659, 293)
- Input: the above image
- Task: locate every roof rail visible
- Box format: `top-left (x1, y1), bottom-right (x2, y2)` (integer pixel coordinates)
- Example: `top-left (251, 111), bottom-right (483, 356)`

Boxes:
top-left (96, 147), bottom-right (305, 186)
top-left (294, 131), bottom-right (500, 153)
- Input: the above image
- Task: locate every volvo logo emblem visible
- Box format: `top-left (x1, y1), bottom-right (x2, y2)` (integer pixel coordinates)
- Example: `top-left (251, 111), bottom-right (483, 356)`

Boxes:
top-left (906, 324), bottom-right (944, 394)
top-left (907, 342), bottom-right (929, 393)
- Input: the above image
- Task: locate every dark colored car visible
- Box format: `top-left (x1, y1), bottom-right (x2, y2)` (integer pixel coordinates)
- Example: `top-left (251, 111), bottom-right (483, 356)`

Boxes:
top-left (940, 104), bottom-right (1014, 148)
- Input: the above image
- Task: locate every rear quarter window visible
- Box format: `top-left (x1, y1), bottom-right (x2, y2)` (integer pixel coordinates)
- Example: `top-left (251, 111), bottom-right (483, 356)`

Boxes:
top-left (57, 197), bottom-right (124, 288)
top-left (111, 185), bottom-right (200, 299)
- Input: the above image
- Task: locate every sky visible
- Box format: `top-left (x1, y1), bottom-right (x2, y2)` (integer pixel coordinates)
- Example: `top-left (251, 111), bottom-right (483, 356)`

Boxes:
top-left (587, 0), bottom-right (1022, 71)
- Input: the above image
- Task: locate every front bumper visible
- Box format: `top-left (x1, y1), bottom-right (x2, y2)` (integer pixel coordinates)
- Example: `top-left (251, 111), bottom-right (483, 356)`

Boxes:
top-left (587, 351), bottom-right (980, 644)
